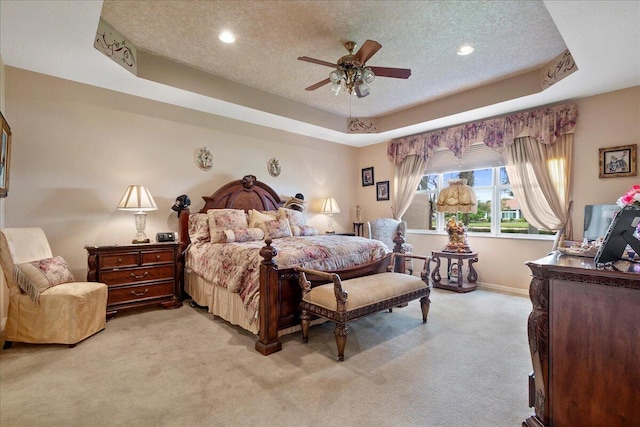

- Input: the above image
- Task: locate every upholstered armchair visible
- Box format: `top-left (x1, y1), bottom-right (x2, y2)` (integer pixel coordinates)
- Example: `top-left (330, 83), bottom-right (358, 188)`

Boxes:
top-left (0, 227), bottom-right (107, 348)
top-left (366, 218), bottom-right (414, 274)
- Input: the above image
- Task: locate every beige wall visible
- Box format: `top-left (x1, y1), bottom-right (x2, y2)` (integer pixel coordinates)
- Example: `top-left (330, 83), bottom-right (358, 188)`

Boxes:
top-left (1, 67), bottom-right (361, 329)
top-left (357, 86), bottom-right (640, 295)
top-left (1, 62), bottom-right (638, 329)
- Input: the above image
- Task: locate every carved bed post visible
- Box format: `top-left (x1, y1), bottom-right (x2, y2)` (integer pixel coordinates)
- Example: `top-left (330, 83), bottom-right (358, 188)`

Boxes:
top-left (255, 239), bottom-right (283, 355)
top-left (523, 263), bottom-right (549, 427)
top-left (177, 208), bottom-right (191, 298)
top-left (393, 231), bottom-right (407, 273)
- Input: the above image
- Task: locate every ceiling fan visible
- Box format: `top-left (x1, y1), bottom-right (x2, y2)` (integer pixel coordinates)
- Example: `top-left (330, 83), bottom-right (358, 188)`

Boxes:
top-left (298, 39), bottom-right (411, 98)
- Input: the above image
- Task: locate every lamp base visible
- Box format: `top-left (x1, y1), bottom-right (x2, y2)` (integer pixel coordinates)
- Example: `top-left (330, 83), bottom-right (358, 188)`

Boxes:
top-left (444, 216), bottom-right (473, 253)
top-left (132, 238), bottom-right (150, 244)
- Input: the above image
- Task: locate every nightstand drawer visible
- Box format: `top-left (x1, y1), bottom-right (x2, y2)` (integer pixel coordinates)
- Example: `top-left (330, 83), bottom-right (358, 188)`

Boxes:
top-left (100, 265), bottom-right (174, 286)
top-left (99, 252), bottom-right (139, 270)
top-left (141, 249), bottom-right (174, 265)
top-left (86, 242), bottom-right (182, 318)
top-left (108, 281), bottom-right (175, 305)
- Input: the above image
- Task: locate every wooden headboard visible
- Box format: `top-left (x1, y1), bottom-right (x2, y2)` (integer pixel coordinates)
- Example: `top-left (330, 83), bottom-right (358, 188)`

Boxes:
top-left (178, 175), bottom-right (284, 249)
top-left (197, 174), bottom-right (283, 213)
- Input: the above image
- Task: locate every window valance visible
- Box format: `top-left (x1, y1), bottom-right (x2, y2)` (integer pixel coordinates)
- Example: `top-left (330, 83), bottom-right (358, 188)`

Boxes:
top-left (387, 102), bottom-right (577, 165)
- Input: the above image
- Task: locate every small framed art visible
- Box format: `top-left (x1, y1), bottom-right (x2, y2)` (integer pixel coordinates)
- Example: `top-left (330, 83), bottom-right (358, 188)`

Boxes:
top-left (0, 112), bottom-right (12, 198)
top-left (376, 180), bottom-right (390, 201)
top-left (599, 144), bottom-right (637, 178)
top-left (362, 167), bottom-right (374, 186)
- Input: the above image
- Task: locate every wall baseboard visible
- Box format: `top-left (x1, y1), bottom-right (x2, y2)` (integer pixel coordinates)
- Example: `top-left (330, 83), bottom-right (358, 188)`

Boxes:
top-left (477, 282), bottom-right (529, 297)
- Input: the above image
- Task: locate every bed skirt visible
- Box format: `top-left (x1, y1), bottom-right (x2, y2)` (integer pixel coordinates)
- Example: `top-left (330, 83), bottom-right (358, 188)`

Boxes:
top-left (185, 270), bottom-right (323, 336)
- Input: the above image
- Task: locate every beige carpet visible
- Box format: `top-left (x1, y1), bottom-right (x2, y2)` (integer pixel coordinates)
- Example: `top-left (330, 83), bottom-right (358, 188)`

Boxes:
top-left (0, 289), bottom-right (533, 427)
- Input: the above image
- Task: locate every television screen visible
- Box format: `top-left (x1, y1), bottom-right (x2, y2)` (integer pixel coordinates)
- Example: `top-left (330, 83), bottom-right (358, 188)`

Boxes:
top-left (594, 206), bottom-right (640, 265)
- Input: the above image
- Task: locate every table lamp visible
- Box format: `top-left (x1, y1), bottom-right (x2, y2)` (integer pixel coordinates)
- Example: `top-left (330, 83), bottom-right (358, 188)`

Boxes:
top-left (117, 185), bottom-right (158, 244)
top-left (436, 179), bottom-right (477, 252)
top-left (321, 197), bottom-right (340, 234)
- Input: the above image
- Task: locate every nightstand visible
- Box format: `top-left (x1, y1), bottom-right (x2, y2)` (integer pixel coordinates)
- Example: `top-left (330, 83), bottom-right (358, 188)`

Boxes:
top-left (430, 250), bottom-right (478, 293)
top-left (85, 242), bottom-right (182, 318)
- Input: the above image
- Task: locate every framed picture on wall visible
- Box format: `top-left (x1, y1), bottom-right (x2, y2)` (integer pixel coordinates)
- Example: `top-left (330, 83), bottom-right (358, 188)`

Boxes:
top-left (361, 167), bottom-right (374, 186)
top-left (376, 181), bottom-right (390, 201)
top-left (0, 112), bottom-right (11, 198)
top-left (599, 144), bottom-right (637, 178)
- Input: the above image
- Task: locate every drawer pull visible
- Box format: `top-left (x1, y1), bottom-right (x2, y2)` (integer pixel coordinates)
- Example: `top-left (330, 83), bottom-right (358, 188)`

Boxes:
top-left (130, 288), bottom-right (149, 297)
top-left (156, 255), bottom-right (161, 260)
top-left (118, 258), bottom-right (123, 263)
top-left (130, 271), bottom-right (149, 279)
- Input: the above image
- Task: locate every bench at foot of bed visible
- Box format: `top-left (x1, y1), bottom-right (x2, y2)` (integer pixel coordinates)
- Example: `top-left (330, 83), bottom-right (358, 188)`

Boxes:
top-left (296, 253), bottom-right (432, 361)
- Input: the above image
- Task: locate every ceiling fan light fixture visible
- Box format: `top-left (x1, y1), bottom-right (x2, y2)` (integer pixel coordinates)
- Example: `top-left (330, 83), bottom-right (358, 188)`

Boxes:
top-left (330, 82), bottom-right (342, 96)
top-left (362, 67), bottom-right (375, 84)
top-left (329, 70), bottom-right (344, 84)
top-left (457, 44), bottom-right (474, 56)
top-left (354, 80), bottom-right (370, 98)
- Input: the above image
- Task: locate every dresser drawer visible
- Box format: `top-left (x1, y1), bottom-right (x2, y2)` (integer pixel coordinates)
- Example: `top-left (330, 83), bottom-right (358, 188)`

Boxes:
top-left (107, 281), bottom-right (175, 305)
top-left (141, 249), bottom-right (174, 265)
top-left (100, 265), bottom-right (174, 286)
top-left (99, 252), bottom-right (139, 270)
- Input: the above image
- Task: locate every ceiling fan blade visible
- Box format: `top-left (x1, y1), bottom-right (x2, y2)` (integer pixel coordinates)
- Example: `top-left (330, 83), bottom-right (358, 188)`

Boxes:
top-left (353, 40), bottom-right (382, 65)
top-left (297, 56), bottom-right (337, 68)
top-left (305, 78), bottom-right (331, 91)
top-left (369, 66), bottom-right (412, 79)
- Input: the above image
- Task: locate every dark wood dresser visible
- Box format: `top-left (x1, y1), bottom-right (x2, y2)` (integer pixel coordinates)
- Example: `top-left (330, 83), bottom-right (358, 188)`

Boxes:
top-left (86, 242), bottom-right (182, 318)
top-left (524, 253), bottom-right (640, 427)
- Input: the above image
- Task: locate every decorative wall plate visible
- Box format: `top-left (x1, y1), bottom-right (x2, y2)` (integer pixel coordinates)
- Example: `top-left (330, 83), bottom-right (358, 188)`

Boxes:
top-left (195, 147), bottom-right (213, 170)
top-left (268, 157), bottom-right (281, 177)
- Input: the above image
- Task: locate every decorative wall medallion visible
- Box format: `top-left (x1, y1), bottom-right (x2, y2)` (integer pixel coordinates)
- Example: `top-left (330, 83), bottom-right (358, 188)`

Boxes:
top-left (195, 147), bottom-right (213, 170)
top-left (268, 157), bottom-right (281, 177)
top-left (348, 117), bottom-right (377, 133)
top-left (541, 49), bottom-right (577, 89)
top-left (94, 17), bottom-right (138, 75)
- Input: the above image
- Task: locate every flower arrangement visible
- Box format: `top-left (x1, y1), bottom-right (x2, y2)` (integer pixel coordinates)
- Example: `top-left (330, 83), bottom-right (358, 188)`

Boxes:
top-left (616, 185), bottom-right (640, 208)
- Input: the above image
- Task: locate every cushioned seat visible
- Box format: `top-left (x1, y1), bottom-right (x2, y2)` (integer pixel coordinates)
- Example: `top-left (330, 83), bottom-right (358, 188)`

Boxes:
top-left (296, 253), bottom-right (432, 361)
top-left (1, 227), bottom-right (107, 347)
top-left (366, 218), bottom-right (414, 274)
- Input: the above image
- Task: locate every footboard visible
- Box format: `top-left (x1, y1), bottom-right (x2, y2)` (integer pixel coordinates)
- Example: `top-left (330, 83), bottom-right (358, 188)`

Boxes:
top-left (255, 239), bottom-right (392, 355)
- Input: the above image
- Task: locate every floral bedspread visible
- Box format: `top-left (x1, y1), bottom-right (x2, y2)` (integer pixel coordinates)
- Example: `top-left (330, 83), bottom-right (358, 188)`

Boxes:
top-left (186, 235), bottom-right (390, 322)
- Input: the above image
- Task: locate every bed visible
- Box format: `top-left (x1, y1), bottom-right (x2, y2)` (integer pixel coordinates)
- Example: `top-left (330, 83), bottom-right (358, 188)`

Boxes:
top-left (177, 174), bottom-right (400, 355)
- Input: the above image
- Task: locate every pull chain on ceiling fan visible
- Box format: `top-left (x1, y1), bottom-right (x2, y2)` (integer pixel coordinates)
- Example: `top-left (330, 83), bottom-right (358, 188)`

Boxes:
top-left (298, 40), bottom-right (411, 98)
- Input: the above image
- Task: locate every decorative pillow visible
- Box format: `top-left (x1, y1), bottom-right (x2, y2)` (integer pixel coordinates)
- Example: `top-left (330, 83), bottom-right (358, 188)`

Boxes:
top-left (291, 225), bottom-right (319, 236)
top-left (207, 209), bottom-right (249, 229)
top-left (224, 227), bottom-right (265, 243)
top-left (14, 256), bottom-right (75, 304)
top-left (278, 207), bottom-right (306, 227)
top-left (209, 227), bottom-right (227, 244)
top-left (207, 209), bottom-right (248, 243)
top-left (264, 218), bottom-right (293, 239)
top-left (249, 209), bottom-right (278, 237)
top-left (188, 213), bottom-right (210, 243)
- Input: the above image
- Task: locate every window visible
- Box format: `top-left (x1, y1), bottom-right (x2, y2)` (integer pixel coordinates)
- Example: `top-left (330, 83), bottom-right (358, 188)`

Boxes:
top-left (404, 165), bottom-right (554, 237)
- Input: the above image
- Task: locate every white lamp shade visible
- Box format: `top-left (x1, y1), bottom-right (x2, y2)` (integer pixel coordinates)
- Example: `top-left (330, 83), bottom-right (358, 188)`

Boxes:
top-left (320, 197), bottom-right (341, 214)
top-left (117, 185), bottom-right (158, 212)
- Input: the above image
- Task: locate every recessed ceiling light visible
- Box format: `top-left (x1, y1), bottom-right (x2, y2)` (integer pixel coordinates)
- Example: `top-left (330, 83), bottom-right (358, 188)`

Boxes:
top-left (457, 44), bottom-right (475, 56)
top-left (219, 31), bottom-right (236, 43)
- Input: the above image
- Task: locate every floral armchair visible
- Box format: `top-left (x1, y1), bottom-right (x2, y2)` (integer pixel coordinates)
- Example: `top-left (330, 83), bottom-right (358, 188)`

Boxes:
top-left (0, 227), bottom-right (107, 348)
top-left (365, 218), bottom-right (414, 274)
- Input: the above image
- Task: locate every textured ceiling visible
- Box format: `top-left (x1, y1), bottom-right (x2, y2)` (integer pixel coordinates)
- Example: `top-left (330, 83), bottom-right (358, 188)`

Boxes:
top-left (100, 0), bottom-right (567, 119)
top-left (1, 1), bottom-right (639, 146)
